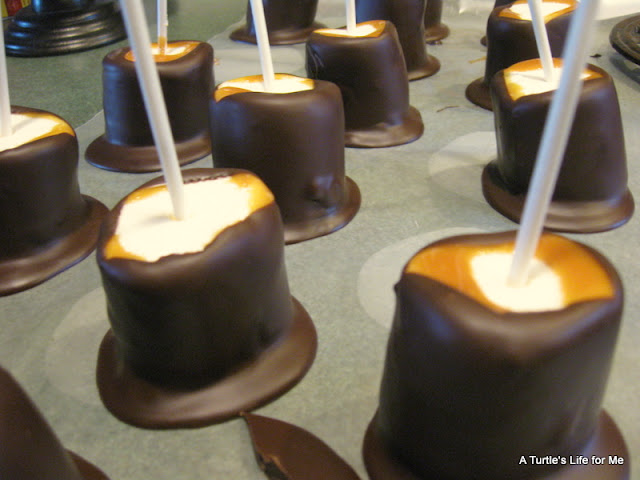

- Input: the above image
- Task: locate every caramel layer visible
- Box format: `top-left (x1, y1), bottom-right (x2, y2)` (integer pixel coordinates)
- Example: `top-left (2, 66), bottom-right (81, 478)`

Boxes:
top-left (214, 74), bottom-right (315, 102)
top-left (124, 41), bottom-right (200, 62)
top-left (27, 112), bottom-right (75, 141)
top-left (104, 172), bottom-right (275, 261)
top-left (504, 58), bottom-right (603, 101)
top-left (314, 20), bottom-right (387, 38)
top-left (406, 233), bottom-right (615, 313)
top-left (499, 0), bottom-right (576, 22)
top-left (0, 111), bottom-right (75, 153)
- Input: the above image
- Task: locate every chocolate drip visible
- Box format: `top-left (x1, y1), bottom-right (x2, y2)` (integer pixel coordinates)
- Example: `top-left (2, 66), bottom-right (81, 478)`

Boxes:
top-left (243, 413), bottom-right (362, 480)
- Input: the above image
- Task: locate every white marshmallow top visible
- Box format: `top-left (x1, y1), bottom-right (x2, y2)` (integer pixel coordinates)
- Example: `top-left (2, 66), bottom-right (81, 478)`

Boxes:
top-left (219, 74), bottom-right (314, 94)
top-left (0, 113), bottom-right (71, 152)
top-left (505, 63), bottom-right (593, 99)
top-left (150, 44), bottom-right (189, 56)
top-left (505, 1), bottom-right (571, 21)
top-left (471, 252), bottom-right (565, 312)
top-left (316, 23), bottom-right (380, 37)
top-left (114, 177), bottom-right (254, 262)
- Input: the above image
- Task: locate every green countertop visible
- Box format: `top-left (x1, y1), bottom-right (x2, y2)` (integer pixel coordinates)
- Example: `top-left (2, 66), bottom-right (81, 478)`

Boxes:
top-left (1, 1), bottom-right (639, 479)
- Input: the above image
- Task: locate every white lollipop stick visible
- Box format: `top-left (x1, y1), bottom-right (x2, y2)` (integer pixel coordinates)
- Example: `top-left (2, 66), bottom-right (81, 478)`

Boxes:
top-left (0, 32), bottom-right (13, 137)
top-left (249, 0), bottom-right (276, 92)
top-left (346, 0), bottom-right (357, 34)
top-left (157, 0), bottom-right (168, 52)
top-left (509, 0), bottom-right (601, 286)
top-left (528, 0), bottom-right (555, 82)
top-left (119, 0), bottom-right (186, 220)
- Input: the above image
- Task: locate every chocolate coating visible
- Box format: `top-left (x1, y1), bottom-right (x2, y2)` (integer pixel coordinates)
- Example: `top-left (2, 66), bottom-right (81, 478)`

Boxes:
top-left (0, 365), bottom-right (109, 480)
top-left (210, 80), bottom-right (360, 243)
top-left (368, 231), bottom-right (628, 479)
top-left (243, 413), bottom-right (362, 480)
top-left (96, 168), bottom-right (316, 428)
top-left (85, 42), bottom-right (213, 173)
top-left (484, 64), bottom-right (634, 232)
top-left (98, 168), bottom-right (291, 388)
top-left (423, 0), bottom-right (449, 43)
top-left (356, 0), bottom-right (440, 80)
top-left (230, 0), bottom-right (325, 45)
top-left (466, 2), bottom-right (573, 110)
top-left (305, 22), bottom-right (424, 148)
top-left (0, 106), bottom-right (107, 296)
top-left (364, 411), bottom-right (629, 480)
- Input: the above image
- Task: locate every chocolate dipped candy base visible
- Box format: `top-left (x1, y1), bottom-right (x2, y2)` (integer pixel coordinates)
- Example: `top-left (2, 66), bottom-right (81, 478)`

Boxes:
top-left (210, 77), bottom-right (360, 244)
top-left (483, 62), bottom-right (634, 232)
top-left (230, 0), bottom-right (325, 45)
top-left (424, 0), bottom-right (450, 43)
top-left (96, 168), bottom-right (317, 428)
top-left (363, 231), bottom-right (629, 480)
top-left (306, 21), bottom-right (424, 148)
top-left (364, 411), bottom-right (629, 480)
top-left (466, 0), bottom-right (574, 110)
top-left (0, 365), bottom-right (110, 480)
top-left (86, 41), bottom-right (213, 173)
top-left (356, 0), bottom-right (440, 81)
top-left (0, 106), bottom-right (107, 296)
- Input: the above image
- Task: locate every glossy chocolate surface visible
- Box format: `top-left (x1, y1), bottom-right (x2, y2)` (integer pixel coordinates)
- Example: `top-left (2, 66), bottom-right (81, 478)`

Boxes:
top-left (98, 168), bottom-right (292, 388)
top-left (0, 106), bottom-right (107, 296)
top-left (0, 365), bottom-right (109, 480)
top-left (485, 3), bottom-right (572, 81)
top-left (371, 231), bottom-right (626, 479)
top-left (230, 0), bottom-right (324, 45)
top-left (484, 64), bottom-right (634, 232)
top-left (96, 168), bottom-right (317, 428)
top-left (243, 413), bottom-right (362, 480)
top-left (423, 0), bottom-right (449, 43)
top-left (97, 296), bottom-right (316, 429)
top-left (85, 42), bottom-right (213, 172)
top-left (364, 411), bottom-right (629, 480)
top-left (356, 0), bottom-right (440, 80)
top-left (466, 2), bottom-right (573, 110)
top-left (306, 22), bottom-right (424, 148)
top-left (210, 80), bottom-right (360, 243)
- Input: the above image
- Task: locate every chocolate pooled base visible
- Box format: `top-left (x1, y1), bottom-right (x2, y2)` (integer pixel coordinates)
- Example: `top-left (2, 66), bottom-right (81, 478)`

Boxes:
top-left (86, 41), bottom-right (213, 173)
top-left (0, 365), bottom-right (110, 480)
top-left (96, 168), bottom-right (317, 429)
top-left (364, 411), bottom-right (629, 480)
top-left (466, 1), bottom-right (573, 110)
top-left (364, 231), bottom-right (629, 480)
top-left (424, 0), bottom-right (449, 44)
top-left (230, 0), bottom-right (325, 45)
top-left (0, 106), bottom-right (107, 296)
top-left (306, 21), bottom-right (424, 148)
top-left (483, 64), bottom-right (634, 232)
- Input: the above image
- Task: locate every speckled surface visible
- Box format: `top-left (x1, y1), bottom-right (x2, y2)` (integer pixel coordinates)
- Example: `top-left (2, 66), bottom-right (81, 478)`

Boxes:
top-left (1, 1), bottom-right (638, 479)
